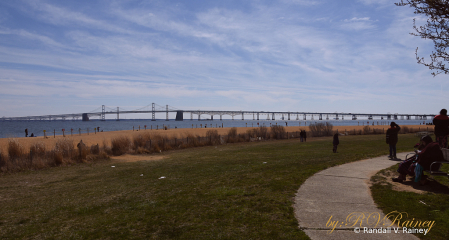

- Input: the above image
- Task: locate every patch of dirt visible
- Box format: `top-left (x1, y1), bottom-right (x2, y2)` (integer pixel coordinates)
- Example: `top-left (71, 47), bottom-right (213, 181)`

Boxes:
top-left (371, 168), bottom-right (449, 195)
top-left (110, 154), bottom-right (166, 163)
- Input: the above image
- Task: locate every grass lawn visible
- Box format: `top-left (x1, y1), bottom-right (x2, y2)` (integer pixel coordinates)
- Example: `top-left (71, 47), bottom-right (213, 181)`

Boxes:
top-left (371, 161), bottom-right (449, 239)
top-left (0, 134), bottom-right (419, 239)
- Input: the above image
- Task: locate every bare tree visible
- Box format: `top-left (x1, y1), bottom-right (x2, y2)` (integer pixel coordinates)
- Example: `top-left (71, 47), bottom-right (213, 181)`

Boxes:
top-left (396, 0), bottom-right (449, 76)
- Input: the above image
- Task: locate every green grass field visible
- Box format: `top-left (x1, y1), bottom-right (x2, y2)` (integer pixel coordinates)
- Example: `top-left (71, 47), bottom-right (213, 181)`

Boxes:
top-left (0, 134), bottom-right (438, 239)
top-left (371, 160), bottom-right (449, 240)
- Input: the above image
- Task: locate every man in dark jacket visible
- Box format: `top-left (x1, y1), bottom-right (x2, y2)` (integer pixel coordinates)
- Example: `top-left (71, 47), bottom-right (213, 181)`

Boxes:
top-left (386, 122), bottom-right (401, 160)
top-left (433, 109), bottom-right (449, 148)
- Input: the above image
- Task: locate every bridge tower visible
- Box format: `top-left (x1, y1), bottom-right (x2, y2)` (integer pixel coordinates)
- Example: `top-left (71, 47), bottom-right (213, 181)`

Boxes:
top-left (117, 107), bottom-right (119, 121)
top-left (319, 114), bottom-right (322, 120)
top-left (272, 113), bottom-right (275, 120)
top-left (303, 114), bottom-right (306, 120)
top-left (242, 112), bottom-right (244, 120)
top-left (257, 112), bottom-right (259, 120)
top-left (166, 105), bottom-right (169, 121)
top-left (101, 105), bottom-right (105, 121)
top-left (296, 114), bottom-right (299, 120)
top-left (152, 103), bottom-right (156, 121)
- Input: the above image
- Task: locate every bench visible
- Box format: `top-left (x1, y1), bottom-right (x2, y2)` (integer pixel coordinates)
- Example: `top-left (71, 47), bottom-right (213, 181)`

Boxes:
top-left (405, 148), bottom-right (449, 178)
top-left (428, 148), bottom-right (449, 178)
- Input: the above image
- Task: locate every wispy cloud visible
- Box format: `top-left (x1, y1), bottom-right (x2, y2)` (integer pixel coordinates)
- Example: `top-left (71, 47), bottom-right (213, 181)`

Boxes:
top-left (0, 0), bottom-right (444, 117)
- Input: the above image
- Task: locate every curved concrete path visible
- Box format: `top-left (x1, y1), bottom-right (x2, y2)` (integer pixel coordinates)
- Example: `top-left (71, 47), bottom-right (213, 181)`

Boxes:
top-left (294, 153), bottom-right (419, 240)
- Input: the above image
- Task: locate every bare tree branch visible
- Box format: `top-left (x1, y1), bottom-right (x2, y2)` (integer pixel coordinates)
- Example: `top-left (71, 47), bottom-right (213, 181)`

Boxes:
top-left (396, 0), bottom-right (449, 76)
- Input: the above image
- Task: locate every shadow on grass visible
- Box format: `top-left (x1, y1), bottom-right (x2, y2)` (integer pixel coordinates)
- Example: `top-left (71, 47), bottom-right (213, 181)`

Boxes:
top-left (371, 165), bottom-right (449, 240)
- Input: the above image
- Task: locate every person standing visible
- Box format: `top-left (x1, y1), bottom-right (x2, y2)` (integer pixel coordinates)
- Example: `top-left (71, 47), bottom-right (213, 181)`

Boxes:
top-left (333, 133), bottom-right (339, 153)
top-left (303, 130), bottom-right (307, 142)
top-left (25, 128), bottom-right (28, 137)
top-left (386, 122), bottom-right (401, 160)
top-left (433, 109), bottom-right (449, 148)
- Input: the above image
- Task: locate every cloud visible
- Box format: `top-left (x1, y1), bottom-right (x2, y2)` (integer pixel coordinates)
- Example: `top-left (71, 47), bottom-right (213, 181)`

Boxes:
top-left (340, 17), bottom-right (376, 30)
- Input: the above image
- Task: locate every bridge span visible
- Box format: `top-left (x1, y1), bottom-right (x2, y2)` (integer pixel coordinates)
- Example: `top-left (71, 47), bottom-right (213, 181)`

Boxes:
top-left (1, 103), bottom-right (435, 122)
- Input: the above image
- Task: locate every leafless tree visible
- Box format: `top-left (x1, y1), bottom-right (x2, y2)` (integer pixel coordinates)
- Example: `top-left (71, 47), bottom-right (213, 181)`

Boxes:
top-left (396, 0), bottom-right (449, 76)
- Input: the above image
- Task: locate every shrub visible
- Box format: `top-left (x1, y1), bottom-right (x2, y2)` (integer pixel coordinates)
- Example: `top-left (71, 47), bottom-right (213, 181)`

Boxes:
top-left (53, 150), bottom-right (63, 166)
top-left (30, 142), bottom-right (46, 157)
top-left (183, 134), bottom-right (200, 148)
top-left (270, 125), bottom-right (286, 139)
top-left (227, 128), bottom-right (238, 143)
top-left (8, 139), bottom-right (24, 160)
top-left (259, 126), bottom-right (268, 139)
top-left (0, 152), bottom-right (6, 170)
top-left (308, 122), bottom-right (333, 137)
top-left (133, 133), bottom-right (151, 150)
top-left (206, 130), bottom-right (220, 145)
top-left (401, 126), bottom-right (410, 134)
top-left (90, 144), bottom-right (100, 155)
top-left (111, 136), bottom-right (131, 156)
top-left (55, 139), bottom-right (74, 158)
top-left (363, 126), bottom-right (371, 135)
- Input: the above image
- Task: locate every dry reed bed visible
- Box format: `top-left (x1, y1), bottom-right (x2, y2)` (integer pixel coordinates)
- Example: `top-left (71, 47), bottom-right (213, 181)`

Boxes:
top-left (0, 124), bottom-right (430, 173)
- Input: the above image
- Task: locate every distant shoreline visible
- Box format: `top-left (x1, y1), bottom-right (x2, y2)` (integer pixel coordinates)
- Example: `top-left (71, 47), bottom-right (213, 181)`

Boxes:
top-left (0, 125), bottom-right (434, 155)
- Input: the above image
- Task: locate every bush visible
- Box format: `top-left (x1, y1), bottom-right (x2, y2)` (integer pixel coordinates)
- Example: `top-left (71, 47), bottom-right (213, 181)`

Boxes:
top-left (401, 126), bottom-right (410, 134)
top-left (206, 130), bottom-right (220, 145)
top-left (55, 139), bottom-right (74, 158)
top-left (308, 122), bottom-right (333, 137)
top-left (259, 126), bottom-right (268, 139)
top-left (8, 139), bottom-right (24, 160)
top-left (363, 126), bottom-right (371, 135)
top-left (0, 152), bottom-right (6, 170)
top-left (53, 150), bottom-right (63, 166)
top-left (227, 128), bottom-right (238, 143)
top-left (90, 144), bottom-right (100, 155)
top-left (183, 134), bottom-right (200, 148)
top-left (30, 142), bottom-right (46, 157)
top-left (111, 136), bottom-right (131, 156)
top-left (270, 125), bottom-right (286, 139)
top-left (133, 133), bottom-right (151, 150)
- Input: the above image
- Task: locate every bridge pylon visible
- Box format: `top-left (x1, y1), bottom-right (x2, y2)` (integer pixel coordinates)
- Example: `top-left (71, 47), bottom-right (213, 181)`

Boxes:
top-left (101, 105), bottom-right (105, 121)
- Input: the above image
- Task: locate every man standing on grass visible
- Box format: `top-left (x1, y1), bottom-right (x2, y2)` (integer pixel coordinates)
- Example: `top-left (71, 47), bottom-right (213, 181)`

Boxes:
top-left (433, 109), bottom-right (449, 148)
top-left (386, 122), bottom-right (401, 160)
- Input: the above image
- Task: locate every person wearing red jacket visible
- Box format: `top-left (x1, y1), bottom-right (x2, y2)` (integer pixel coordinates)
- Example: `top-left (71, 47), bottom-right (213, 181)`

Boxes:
top-left (433, 109), bottom-right (449, 148)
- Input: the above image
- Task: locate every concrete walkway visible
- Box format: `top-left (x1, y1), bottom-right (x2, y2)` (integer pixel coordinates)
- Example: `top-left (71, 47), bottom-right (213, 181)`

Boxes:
top-left (294, 153), bottom-right (419, 240)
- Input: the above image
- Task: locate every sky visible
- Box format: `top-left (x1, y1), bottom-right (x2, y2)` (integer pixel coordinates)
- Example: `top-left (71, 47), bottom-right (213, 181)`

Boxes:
top-left (0, 0), bottom-right (447, 118)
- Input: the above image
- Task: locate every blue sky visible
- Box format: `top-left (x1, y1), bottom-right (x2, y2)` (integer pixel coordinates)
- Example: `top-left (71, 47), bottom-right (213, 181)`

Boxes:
top-left (0, 0), bottom-right (447, 118)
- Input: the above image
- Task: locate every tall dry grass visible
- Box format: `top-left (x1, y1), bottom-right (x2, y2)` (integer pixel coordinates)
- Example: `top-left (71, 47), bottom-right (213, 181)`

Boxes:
top-left (309, 122), bottom-right (333, 137)
top-left (111, 136), bottom-right (131, 156)
top-left (270, 125), bottom-right (286, 139)
top-left (1, 138), bottom-right (110, 173)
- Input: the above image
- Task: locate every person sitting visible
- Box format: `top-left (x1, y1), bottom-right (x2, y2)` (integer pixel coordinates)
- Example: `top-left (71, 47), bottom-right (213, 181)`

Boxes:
top-left (392, 135), bottom-right (444, 184)
top-left (414, 135), bottom-right (446, 185)
top-left (392, 141), bottom-right (425, 183)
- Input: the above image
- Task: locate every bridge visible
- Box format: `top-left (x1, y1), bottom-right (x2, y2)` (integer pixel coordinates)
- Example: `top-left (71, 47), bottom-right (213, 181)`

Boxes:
top-left (1, 103), bottom-right (435, 121)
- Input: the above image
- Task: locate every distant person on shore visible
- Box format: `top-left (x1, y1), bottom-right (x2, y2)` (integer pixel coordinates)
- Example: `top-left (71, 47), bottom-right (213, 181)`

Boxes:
top-left (433, 109), bottom-right (449, 148)
top-left (386, 122), bottom-right (401, 160)
top-left (333, 133), bottom-right (339, 153)
top-left (25, 128), bottom-right (28, 137)
top-left (303, 130), bottom-right (307, 142)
